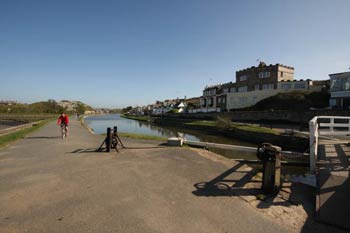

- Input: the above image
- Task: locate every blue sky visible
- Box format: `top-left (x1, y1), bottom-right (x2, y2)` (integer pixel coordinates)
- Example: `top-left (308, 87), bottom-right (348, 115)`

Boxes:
top-left (1, 0), bottom-right (349, 108)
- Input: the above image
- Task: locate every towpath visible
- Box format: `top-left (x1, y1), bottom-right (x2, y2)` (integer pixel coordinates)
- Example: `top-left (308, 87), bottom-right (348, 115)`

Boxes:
top-left (0, 119), bottom-right (341, 233)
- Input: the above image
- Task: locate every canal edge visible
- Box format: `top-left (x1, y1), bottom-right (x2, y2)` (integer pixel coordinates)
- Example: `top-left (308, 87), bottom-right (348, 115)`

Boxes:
top-left (80, 115), bottom-right (96, 135)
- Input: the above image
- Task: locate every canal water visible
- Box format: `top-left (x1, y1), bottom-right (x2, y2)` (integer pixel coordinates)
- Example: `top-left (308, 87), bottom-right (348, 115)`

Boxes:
top-left (84, 114), bottom-right (257, 160)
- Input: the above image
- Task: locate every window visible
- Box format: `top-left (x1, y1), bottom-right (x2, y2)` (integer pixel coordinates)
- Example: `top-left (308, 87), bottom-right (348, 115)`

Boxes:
top-left (330, 77), bottom-right (350, 92)
top-left (223, 88), bottom-right (229, 94)
top-left (295, 83), bottom-right (306, 89)
top-left (281, 72), bottom-right (284, 77)
top-left (238, 86), bottom-right (248, 92)
top-left (208, 98), bottom-right (213, 106)
top-left (281, 83), bottom-right (291, 90)
top-left (230, 87), bottom-right (236, 93)
top-left (240, 75), bottom-right (248, 81)
top-left (218, 98), bottom-right (221, 104)
top-left (262, 84), bottom-right (274, 90)
top-left (223, 98), bottom-right (225, 103)
top-left (259, 71), bottom-right (271, 78)
top-left (255, 84), bottom-right (260, 91)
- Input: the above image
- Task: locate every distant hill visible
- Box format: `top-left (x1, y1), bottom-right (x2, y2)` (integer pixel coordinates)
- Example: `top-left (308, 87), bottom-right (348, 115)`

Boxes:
top-left (0, 99), bottom-right (94, 114)
top-left (57, 100), bottom-right (93, 114)
top-left (248, 91), bottom-right (330, 111)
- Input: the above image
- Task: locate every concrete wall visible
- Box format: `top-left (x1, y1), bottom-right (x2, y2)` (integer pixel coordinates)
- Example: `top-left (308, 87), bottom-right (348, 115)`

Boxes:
top-left (227, 89), bottom-right (280, 110)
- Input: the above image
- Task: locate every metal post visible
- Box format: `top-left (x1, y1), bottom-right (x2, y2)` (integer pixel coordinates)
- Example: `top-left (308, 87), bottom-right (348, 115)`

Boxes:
top-left (113, 126), bottom-right (117, 136)
top-left (106, 127), bottom-right (111, 152)
top-left (257, 143), bottom-right (282, 195)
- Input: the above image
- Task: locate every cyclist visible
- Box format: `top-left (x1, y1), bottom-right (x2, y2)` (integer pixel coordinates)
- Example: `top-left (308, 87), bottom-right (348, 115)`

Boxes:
top-left (57, 113), bottom-right (69, 138)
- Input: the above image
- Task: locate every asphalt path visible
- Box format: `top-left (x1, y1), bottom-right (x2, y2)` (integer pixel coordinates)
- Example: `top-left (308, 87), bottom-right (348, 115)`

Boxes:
top-left (0, 119), bottom-right (291, 233)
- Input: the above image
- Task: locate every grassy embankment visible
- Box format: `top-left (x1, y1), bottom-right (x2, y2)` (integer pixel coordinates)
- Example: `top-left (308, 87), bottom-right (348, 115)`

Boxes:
top-left (0, 120), bottom-right (50, 148)
top-left (118, 132), bottom-right (166, 141)
top-left (120, 114), bottom-right (151, 122)
top-left (185, 120), bottom-right (277, 134)
top-left (121, 113), bottom-right (276, 134)
top-left (0, 114), bottom-right (56, 123)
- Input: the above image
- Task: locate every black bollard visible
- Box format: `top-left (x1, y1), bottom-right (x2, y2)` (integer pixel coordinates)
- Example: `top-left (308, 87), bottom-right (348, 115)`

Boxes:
top-left (106, 127), bottom-right (112, 152)
top-left (113, 126), bottom-right (117, 137)
top-left (257, 143), bottom-right (282, 195)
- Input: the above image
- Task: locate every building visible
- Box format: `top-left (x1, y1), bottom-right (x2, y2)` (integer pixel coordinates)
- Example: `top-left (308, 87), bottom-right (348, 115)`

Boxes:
top-left (235, 62), bottom-right (294, 93)
top-left (227, 79), bottom-right (318, 110)
top-left (200, 84), bottom-right (221, 112)
top-left (215, 82), bottom-right (235, 111)
top-left (200, 62), bottom-right (328, 111)
top-left (329, 72), bottom-right (350, 109)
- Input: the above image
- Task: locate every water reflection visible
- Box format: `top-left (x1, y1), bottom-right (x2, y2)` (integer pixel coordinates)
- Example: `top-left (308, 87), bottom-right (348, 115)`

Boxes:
top-left (84, 114), bottom-right (201, 141)
top-left (85, 114), bottom-right (257, 159)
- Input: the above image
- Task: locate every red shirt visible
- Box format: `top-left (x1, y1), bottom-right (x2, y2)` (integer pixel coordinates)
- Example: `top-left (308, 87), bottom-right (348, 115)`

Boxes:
top-left (57, 115), bottom-right (69, 125)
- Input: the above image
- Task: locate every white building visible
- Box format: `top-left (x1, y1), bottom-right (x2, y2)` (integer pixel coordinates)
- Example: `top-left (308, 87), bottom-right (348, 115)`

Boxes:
top-left (329, 72), bottom-right (350, 109)
top-left (226, 80), bottom-right (321, 110)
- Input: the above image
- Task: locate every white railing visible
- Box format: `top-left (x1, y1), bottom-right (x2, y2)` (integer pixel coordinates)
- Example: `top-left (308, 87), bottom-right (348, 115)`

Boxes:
top-left (309, 116), bottom-right (350, 173)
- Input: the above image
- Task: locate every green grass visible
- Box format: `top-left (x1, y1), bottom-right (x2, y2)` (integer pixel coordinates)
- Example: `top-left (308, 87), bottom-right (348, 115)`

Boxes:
top-left (185, 120), bottom-right (216, 127)
top-left (0, 113), bottom-right (55, 122)
top-left (185, 120), bottom-right (276, 134)
top-left (118, 132), bottom-right (166, 141)
top-left (120, 114), bottom-right (150, 122)
top-left (231, 124), bottom-right (277, 134)
top-left (0, 120), bottom-right (49, 148)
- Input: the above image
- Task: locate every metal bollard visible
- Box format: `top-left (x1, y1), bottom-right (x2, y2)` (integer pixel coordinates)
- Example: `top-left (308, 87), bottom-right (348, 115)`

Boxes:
top-left (106, 127), bottom-right (112, 152)
top-left (256, 143), bottom-right (282, 195)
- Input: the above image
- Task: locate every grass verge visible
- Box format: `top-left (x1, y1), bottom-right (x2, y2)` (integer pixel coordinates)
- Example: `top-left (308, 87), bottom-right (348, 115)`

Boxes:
top-left (231, 124), bottom-right (277, 134)
top-left (118, 132), bottom-right (166, 141)
top-left (0, 120), bottom-right (49, 148)
top-left (0, 114), bottom-right (56, 123)
top-left (120, 114), bottom-right (151, 122)
top-left (184, 120), bottom-right (276, 134)
top-left (185, 120), bottom-right (216, 127)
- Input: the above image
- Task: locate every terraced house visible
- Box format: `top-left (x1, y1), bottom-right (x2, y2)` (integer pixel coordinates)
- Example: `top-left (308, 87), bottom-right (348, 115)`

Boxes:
top-left (200, 62), bottom-right (326, 112)
top-left (329, 71), bottom-right (350, 109)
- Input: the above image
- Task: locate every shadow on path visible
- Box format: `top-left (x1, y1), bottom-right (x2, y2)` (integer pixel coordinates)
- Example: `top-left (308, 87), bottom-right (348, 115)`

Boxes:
top-left (193, 161), bottom-right (347, 232)
top-left (192, 162), bottom-right (260, 197)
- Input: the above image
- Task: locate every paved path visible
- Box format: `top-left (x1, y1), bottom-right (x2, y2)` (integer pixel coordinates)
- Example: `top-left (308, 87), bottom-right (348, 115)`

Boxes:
top-left (0, 119), bottom-right (323, 232)
top-left (316, 140), bottom-right (350, 229)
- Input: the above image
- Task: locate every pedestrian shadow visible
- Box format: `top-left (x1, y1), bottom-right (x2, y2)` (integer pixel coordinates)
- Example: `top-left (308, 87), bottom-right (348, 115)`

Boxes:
top-left (25, 136), bottom-right (61, 139)
top-left (192, 162), bottom-right (261, 197)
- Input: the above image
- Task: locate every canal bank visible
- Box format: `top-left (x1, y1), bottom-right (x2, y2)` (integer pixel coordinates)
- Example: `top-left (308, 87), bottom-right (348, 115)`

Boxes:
top-left (121, 114), bottom-right (309, 153)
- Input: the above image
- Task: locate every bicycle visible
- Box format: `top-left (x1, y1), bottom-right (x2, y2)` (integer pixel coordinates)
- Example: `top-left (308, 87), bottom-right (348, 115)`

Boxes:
top-left (60, 123), bottom-right (68, 139)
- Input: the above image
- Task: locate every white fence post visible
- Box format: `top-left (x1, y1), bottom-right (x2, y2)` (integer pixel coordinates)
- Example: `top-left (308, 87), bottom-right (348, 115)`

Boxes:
top-left (309, 118), bottom-right (317, 174)
top-left (330, 117), bottom-right (334, 133)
